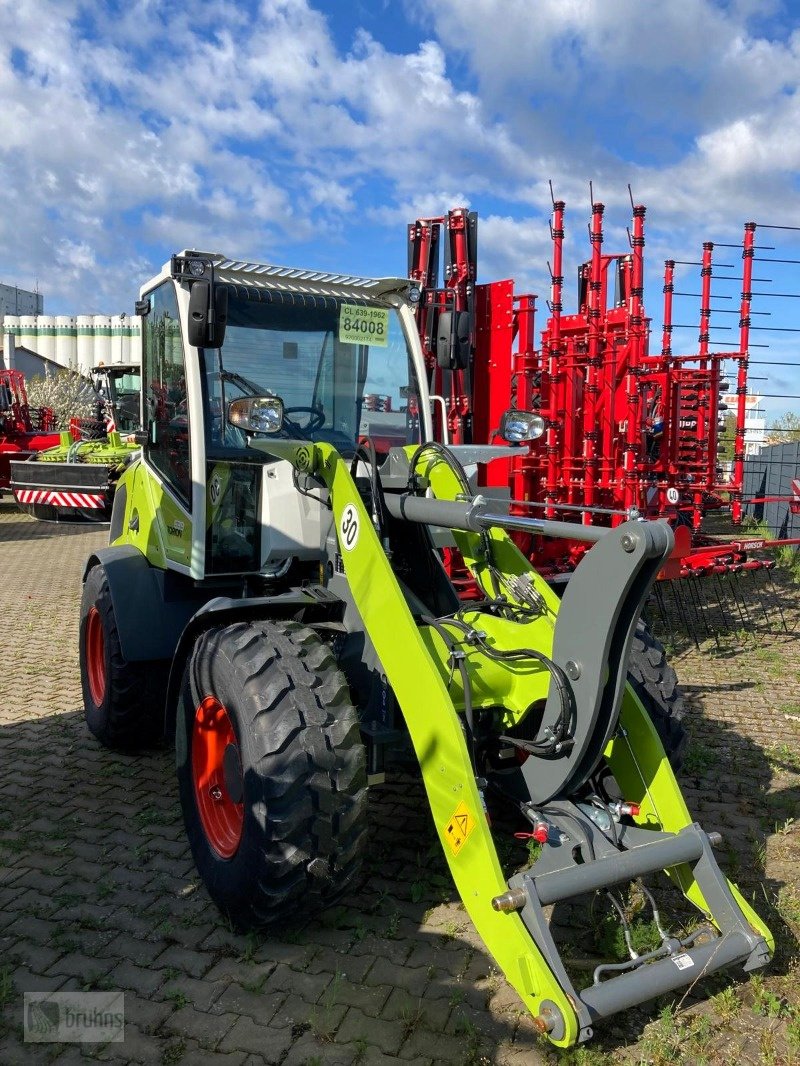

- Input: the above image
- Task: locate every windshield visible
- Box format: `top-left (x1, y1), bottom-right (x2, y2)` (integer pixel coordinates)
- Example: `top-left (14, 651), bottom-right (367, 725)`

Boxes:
top-left (202, 290), bottom-right (422, 456)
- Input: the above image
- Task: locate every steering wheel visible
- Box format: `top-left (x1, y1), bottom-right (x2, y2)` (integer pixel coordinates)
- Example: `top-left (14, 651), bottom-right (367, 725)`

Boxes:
top-left (283, 405), bottom-right (325, 433)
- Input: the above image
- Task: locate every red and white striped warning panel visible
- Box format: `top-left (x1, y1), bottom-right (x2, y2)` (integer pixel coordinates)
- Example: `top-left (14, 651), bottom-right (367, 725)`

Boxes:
top-left (14, 488), bottom-right (105, 509)
top-left (792, 477), bottom-right (800, 502)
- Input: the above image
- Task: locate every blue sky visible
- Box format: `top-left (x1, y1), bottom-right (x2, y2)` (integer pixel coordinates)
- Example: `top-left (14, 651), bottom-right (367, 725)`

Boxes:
top-left (2, 0), bottom-right (800, 417)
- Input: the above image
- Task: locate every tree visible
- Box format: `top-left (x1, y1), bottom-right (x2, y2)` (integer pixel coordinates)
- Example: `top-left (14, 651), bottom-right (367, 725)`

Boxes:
top-left (25, 367), bottom-right (96, 430)
top-left (766, 411), bottom-right (800, 445)
top-left (717, 411), bottom-right (736, 462)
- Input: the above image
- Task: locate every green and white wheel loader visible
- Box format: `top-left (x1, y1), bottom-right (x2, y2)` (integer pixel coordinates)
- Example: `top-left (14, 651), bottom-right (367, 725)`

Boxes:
top-left (79, 251), bottom-right (771, 1048)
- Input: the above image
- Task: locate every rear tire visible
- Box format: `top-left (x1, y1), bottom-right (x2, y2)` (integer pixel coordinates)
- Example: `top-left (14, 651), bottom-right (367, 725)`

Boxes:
top-left (79, 565), bottom-right (168, 750)
top-left (628, 621), bottom-right (687, 770)
top-left (176, 619), bottom-right (368, 929)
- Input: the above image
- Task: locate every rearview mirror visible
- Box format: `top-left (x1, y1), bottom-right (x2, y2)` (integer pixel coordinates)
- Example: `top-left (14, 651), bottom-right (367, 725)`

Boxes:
top-left (227, 396), bottom-right (284, 435)
top-left (435, 310), bottom-right (471, 370)
top-left (499, 409), bottom-right (545, 444)
top-left (187, 282), bottom-right (228, 348)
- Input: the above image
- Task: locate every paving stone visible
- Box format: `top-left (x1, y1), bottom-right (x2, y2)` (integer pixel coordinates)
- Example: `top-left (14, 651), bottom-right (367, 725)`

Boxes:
top-left (334, 1006), bottom-right (406, 1056)
top-left (163, 1004), bottom-right (239, 1046)
top-left (306, 998), bottom-right (350, 1039)
top-left (381, 986), bottom-right (452, 1031)
top-left (211, 982), bottom-right (286, 1025)
top-left (205, 958), bottom-right (278, 987)
top-left (107, 959), bottom-right (166, 995)
top-left (158, 973), bottom-right (229, 1013)
top-left (397, 1026), bottom-right (470, 1063)
top-left (325, 978), bottom-right (391, 1014)
top-left (7, 941), bottom-right (62, 974)
top-left (97, 1022), bottom-right (163, 1064)
top-left (281, 1031), bottom-right (358, 1066)
top-left (303, 947), bottom-right (375, 984)
top-left (262, 963), bottom-right (333, 1004)
top-left (121, 992), bottom-right (175, 1033)
top-left (153, 943), bottom-right (215, 979)
top-left (177, 1043), bottom-right (248, 1066)
top-left (97, 931), bottom-right (168, 967)
top-left (46, 952), bottom-right (117, 980)
top-left (5, 965), bottom-right (68, 995)
top-left (363, 958), bottom-right (429, 996)
top-left (218, 1016), bottom-right (294, 1061)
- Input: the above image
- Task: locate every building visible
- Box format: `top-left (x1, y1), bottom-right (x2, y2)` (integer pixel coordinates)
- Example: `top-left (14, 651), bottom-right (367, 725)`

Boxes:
top-left (1, 314), bottom-right (142, 373)
top-left (0, 282), bottom-right (43, 319)
top-left (743, 394), bottom-right (767, 457)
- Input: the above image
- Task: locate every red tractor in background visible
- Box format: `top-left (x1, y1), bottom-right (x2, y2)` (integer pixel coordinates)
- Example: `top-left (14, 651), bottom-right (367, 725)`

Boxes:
top-left (0, 369), bottom-right (59, 493)
top-left (408, 195), bottom-right (799, 595)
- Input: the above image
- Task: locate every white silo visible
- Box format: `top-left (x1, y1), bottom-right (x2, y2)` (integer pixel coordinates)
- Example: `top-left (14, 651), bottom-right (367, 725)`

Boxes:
top-left (92, 315), bottom-right (112, 367)
top-left (129, 317), bottom-right (142, 365)
top-left (76, 315), bottom-right (94, 372)
top-left (18, 315), bottom-right (38, 353)
top-left (56, 316), bottom-right (77, 368)
top-left (36, 316), bottom-right (56, 361)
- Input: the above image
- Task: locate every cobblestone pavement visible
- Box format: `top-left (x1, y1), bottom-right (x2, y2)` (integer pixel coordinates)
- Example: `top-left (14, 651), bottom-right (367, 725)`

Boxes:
top-left (0, 499), bottom-right (799, 1066)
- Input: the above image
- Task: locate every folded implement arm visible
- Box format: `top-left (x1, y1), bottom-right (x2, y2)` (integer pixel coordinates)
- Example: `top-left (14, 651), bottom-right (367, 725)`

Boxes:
top-left (250, 438), bottom-right (772, 1047)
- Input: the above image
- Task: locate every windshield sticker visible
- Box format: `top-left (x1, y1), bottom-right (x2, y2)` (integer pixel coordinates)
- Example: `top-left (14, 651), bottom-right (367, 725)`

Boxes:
top-left (339, 304), bottom-right (389, 348)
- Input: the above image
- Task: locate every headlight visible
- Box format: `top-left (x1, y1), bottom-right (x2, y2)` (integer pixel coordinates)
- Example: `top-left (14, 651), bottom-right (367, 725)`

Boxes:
top-left (499, 409), bottom-right (545, 444)
top-left (228, 396), bottom-right (284, 435)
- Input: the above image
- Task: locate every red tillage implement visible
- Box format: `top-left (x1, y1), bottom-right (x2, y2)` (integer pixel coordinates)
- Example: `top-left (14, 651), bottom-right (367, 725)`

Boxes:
top-left (408, 195), bottom-right (799, 624)
top-left (0, 370), bottom-right (59, 492)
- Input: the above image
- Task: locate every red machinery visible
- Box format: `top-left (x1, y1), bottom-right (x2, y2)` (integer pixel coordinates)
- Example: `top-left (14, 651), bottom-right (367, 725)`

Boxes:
top-left (408, 195), bottom-right (800, 588)
top-left (0, 370), bottom-right (58, 492)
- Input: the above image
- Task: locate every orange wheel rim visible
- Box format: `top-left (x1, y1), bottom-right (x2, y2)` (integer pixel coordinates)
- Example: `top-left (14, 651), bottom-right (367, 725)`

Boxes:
top-left (192, 696), bottom-right (244, 859)
top-left (86, 607), bottom-right (106, 706)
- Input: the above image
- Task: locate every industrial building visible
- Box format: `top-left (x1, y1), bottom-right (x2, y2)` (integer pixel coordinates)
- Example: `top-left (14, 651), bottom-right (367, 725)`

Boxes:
top-left (2, 313), bottom-right (142, 373)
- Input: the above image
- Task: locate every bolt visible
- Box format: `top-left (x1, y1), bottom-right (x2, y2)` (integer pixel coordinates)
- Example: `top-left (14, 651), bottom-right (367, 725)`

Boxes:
top-left (491, 887), bottom-right (527, 913)
top-left (210, 786), bottom-right (223, 801)
top-left (531, 1009), bottom-right (555, 1034)
top-left (565, 660), bottom-right (581, 680)
top-left (707, 831), bottom-right (723, 847)
top-left (620, 533), bottom-right (636, 552)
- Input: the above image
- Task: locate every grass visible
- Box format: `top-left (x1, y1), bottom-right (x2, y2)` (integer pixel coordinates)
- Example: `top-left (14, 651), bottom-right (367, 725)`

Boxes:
top-left (0, 967), bottom-right (14, 1009)
top-left (161, 1038), bottom-right (186, 1065)
top-left (680, 741), bottom-right (720, 777)
top-left (310, 970), bottom-right (343, 1042)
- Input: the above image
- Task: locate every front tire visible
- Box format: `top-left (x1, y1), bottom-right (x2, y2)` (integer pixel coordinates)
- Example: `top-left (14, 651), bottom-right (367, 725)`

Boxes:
top-left (79, 565), bottom-right (167, 750)
top-left (176, 620), bottom-right (368, 929)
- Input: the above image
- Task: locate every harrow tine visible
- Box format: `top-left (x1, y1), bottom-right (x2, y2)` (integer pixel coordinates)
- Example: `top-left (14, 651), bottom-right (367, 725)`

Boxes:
top-left (750, 569), bottom-right (774, 636)
top-left (686, 573), bottom-right (714, 646)
top-left (727, 571), bottom-right (755, 642)
top-left (653, 583), bottom-right (676, 649)
top-left (765, 567), bottom-right (793, 634)
top-left (671, 578), bottom-right (701, 648)
top-left (710, 574), bottom-right (733, 640)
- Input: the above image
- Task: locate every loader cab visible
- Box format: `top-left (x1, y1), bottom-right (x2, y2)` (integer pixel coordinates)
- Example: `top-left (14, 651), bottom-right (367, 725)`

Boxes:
top-left (133, 252), bottom-right (431, 582)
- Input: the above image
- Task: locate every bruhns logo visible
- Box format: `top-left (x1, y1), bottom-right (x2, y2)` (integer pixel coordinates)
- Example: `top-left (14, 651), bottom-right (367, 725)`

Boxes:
top-left (26, 999), bottom-right (59, 1035)
top-left (24, 992), bottom-right (125, 1043)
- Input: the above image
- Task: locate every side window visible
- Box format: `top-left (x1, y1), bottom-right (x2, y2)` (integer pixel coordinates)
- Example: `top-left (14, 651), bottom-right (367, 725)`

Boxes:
top-left (358, 313), bottom-right (421, 450)
top-left (143, 282), bottom-right (191, 506)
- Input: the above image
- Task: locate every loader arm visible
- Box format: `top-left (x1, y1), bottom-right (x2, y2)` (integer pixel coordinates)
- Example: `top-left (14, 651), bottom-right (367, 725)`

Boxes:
top-left (248, 437), bottom-right (771, 1047)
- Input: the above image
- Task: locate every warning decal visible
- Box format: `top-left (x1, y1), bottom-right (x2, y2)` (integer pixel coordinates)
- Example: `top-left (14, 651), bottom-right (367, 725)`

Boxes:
top-left (443, 800), bottom-right (476, 857)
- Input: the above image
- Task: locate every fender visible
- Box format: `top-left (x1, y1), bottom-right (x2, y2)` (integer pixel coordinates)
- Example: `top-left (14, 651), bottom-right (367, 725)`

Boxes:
top-left (82, 546), bottom-right (209, 662)
top-left (163, 585), bottom-right (345, 739)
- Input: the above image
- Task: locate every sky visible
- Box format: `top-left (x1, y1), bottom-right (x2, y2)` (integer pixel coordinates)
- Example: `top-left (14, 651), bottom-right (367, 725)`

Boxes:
top-left (2, 0), bottom-right (800, 417)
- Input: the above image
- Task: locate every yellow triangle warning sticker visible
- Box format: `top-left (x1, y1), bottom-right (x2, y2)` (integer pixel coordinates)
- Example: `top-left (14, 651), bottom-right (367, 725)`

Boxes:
top-left (443, 800), bottom-right (476, 857)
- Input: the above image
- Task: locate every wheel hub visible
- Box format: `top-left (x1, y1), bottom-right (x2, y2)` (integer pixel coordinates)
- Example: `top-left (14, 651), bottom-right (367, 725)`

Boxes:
top-left (223, 742), bottom-right (244, 804)
top-left (191, 696), bottom-right (244, 859)
top-left (85, 606), bottom-right (106, 706)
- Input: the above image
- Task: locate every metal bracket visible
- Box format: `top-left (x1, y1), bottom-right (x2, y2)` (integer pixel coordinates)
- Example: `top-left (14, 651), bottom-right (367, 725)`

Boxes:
top-left (520, 519), bottom-right (673, 803)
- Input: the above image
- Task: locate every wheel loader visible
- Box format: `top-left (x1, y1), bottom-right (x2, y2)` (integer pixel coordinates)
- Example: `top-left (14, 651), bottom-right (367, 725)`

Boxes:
top-left (79, 251), bottom-right (771, 1048)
